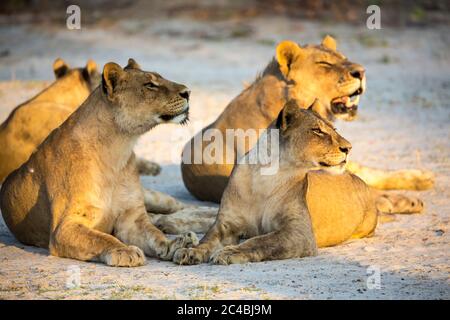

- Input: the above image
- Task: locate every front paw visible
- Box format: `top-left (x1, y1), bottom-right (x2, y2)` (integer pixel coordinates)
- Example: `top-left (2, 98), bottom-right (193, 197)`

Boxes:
top-left (175, 231), bottom-right (199, 248)
top-left (158, 232), bottom-right (199, 260)
top-left (210, 246), bottom-right (249, 265)
top-left (103, 245), bottom-right (146, 267)
top-left (173, 248), bottom-right (207, 265)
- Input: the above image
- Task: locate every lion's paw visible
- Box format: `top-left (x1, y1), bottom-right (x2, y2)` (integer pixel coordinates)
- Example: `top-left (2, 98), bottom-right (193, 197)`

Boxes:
top-left (377, 194), bottom-right (424, 214)
top-left (399, 196), bottom-right (424, 214)
top-left (173, 248), bottom-right (206, 265)
top-left (103, 245), bottom-right (145, 267)
top-left (210, 246), bottom-right (249, 265)
top-left (158, 232), bottom-right (199, 260)
top-left (175, 231), bottom-right (199, 248)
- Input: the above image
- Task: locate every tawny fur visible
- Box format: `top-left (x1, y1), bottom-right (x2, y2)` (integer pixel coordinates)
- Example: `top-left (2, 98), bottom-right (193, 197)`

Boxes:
top-left (181, 36), bottom-right (434, 204)
top-left (173, 101), bottom-right (424, 265)
top-left (0, 59), bottom-right (198, 267)
top-left (0, 58), bottom-right (160, 183)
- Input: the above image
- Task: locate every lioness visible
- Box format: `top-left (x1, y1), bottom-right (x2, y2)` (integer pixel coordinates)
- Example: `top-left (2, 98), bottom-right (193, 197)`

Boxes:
top-left (0, 58), bottom-right (160, 183)
top-left (174, 101), bottom-right (423, 265)
top-left (0, 60), bottom-right (197, 267)
top-left (181, 36), bottom-right (434, 203)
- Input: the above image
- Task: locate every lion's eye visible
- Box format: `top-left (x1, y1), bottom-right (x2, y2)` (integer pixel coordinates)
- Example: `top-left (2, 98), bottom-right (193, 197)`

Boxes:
top-left (312, 128), bottom-right (325, 136)
top-left (144, 82), bottom-right (158, 90)
top-left (317, 61), bottom-right (333, 67)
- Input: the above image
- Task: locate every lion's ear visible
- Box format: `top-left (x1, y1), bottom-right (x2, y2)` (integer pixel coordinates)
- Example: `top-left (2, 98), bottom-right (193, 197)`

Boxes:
top-left (276, 100), bottom-right (300, 132)
top-left (53, 58), bottom-right (70, 79)
top-left (85, 59), bottom-right (98, 76)
top-left (321, 35), bottom-right (337, 51)
top-left (102, 62), bottom-right (124, 100)
top-left (276, 40), bottom-right (302, 78)
top-left (124, 58), bottom-right (141, 70)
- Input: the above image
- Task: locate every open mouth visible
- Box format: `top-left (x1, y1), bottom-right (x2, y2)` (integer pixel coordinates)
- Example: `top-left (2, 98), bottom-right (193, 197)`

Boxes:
top-left (331, 88), bottom-right (363, 116)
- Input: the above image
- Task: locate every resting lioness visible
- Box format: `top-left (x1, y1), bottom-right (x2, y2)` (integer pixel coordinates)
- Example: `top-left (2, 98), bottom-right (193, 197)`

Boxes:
top-left (181, 36), bottom-right (434, 203)
top-left (174, 101), bottom-right (423, 265)
top-left (0, 58), bottom-right (160, 183)
top-left (0, 60), bottom-right (197, 267)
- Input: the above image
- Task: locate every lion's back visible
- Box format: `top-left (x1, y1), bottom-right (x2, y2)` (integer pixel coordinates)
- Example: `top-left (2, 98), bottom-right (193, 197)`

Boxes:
top-left (0, 101), bottom-right (73, 183)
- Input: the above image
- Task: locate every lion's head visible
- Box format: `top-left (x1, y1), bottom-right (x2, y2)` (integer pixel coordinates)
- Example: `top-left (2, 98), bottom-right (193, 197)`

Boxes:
top-left (101, 58), bottom-right (190, 135)
top-left (275, 36), bottom-right (366, 121)
top-left (276, 100), bottom-right (352, 174)
top-left (53, 58), bottom-right (101, 91)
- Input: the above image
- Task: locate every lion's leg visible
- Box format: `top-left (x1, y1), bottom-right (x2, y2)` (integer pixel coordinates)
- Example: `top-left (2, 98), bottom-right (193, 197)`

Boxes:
top-left (351, 207), bottom-right (378, 239)
top-left (210, 224), bottom-right (317, 265)
top-left (136, 157), bottom-right (161, 176)
top-left (173, 219), bottom-right (240, 265)
top-left (346, 161), bottom-right (434, 191)
top-left (114, 206), bottom-right (198, 261)
top-left (144, 187), bottom-right (218, 233)
top-left (50, 219), bottom-right (145, 267)
top-left (375, 192), bottom-right (424, 214)
top-left (143, 188), bottom-right (186, 214)
top-left (149, 206), bottom-right (218, 234)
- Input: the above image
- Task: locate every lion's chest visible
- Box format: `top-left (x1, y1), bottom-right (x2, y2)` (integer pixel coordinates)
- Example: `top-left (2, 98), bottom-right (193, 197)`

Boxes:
top-left (88, 172), bottom-right (140, 233)
top-left (241, 174), bottom-right (296, 235)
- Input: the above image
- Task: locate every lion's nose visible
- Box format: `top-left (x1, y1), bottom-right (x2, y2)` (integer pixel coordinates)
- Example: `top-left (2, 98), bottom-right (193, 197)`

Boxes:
top-left (339, 146), bottom-right (351, 154)
top-left (179, 89), bottom-right (190, 101)
top-left (350, 67), bottom-right (365, 80)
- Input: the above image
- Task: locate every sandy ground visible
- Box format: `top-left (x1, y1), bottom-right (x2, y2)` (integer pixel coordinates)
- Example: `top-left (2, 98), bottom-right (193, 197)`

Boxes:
top-left (0, 15), bottom-right (449, 299)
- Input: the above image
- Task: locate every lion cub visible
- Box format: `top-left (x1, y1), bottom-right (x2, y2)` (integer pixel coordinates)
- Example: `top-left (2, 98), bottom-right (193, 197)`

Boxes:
top-left (174, 101), bottom-right (382, 265)
top-left (0, 59), bottom-right (197, 267)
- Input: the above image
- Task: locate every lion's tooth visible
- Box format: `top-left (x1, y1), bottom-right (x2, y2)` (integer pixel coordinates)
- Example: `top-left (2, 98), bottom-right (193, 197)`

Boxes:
top-left (344, 96), bottom-right (353, 107)
top-left (346, 95), bottom-right (360, 107)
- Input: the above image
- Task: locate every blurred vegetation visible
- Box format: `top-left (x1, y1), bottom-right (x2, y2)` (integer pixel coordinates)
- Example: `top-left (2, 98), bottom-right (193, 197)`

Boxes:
top-left (0, 0), bottom-right (449, 26)
top-left (357, 34), bottom-right (389, 47)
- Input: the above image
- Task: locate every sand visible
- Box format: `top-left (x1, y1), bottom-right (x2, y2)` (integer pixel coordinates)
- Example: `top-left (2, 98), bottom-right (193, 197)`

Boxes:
top-left (0, 16), bottom-right (449, 299)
